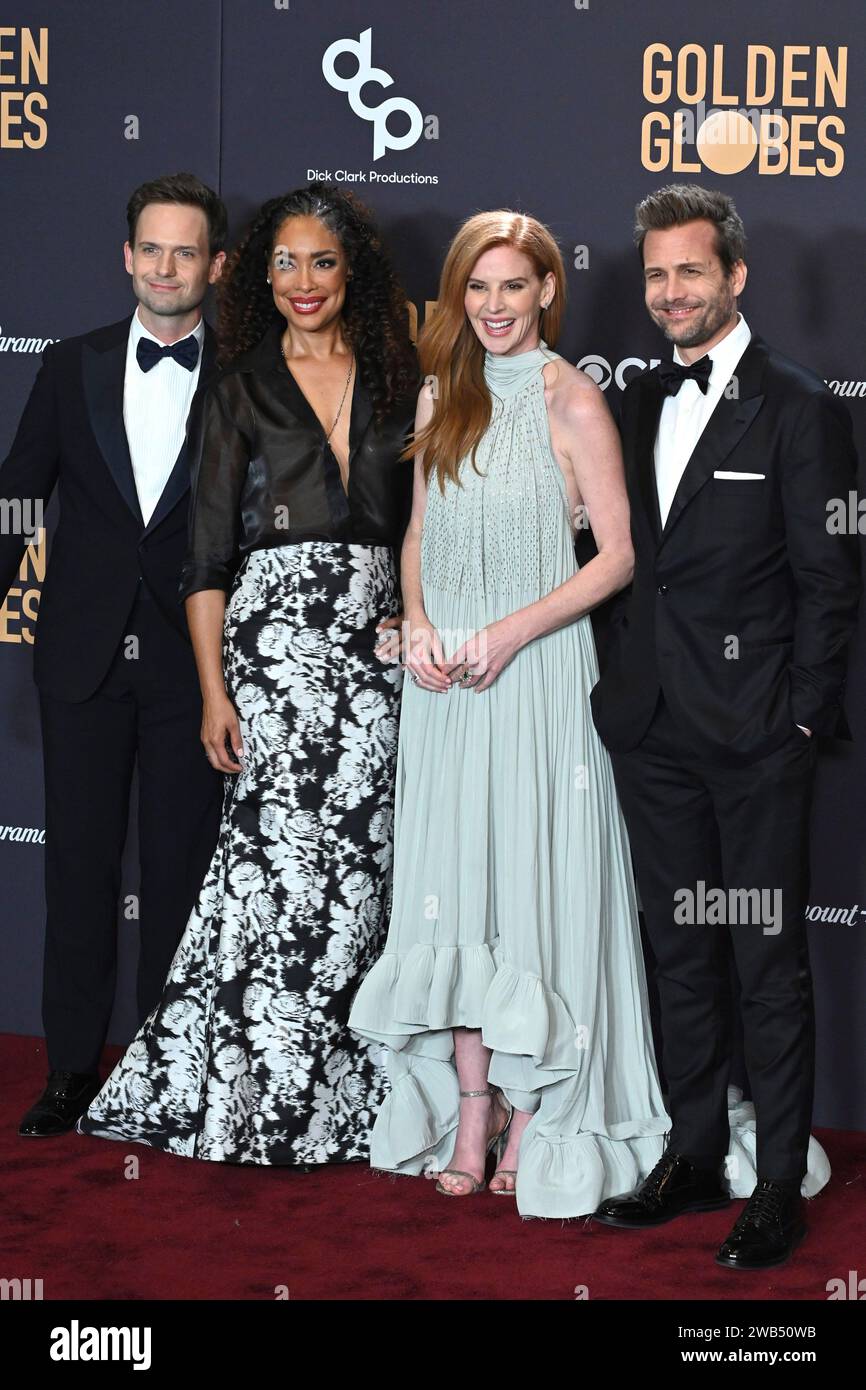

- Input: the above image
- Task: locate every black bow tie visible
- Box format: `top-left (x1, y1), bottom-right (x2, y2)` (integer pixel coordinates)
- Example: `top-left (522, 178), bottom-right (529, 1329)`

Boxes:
top-left (136, 334), bottom-right (200, 373)
top-left (657, 354), bottom-right (712, 397)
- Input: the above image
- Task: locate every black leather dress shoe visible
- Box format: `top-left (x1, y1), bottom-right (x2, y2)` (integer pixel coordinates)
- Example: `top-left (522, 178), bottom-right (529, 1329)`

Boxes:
top-left (18, 1070), bottom-right (102, 1137)
top-left (715, 1179), bottom-right (806, 1269)
top-left (592, 1149), bottom-right (731, 1228)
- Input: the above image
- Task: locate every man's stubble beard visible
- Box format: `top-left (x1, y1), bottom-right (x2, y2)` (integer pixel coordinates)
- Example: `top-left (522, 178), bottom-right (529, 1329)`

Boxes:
top-left (655, 281), bottom-right (737, 351)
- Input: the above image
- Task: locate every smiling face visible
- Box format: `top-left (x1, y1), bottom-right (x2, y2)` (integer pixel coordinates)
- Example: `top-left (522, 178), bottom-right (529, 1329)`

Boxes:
top-left (464, 245), bottom-right (554, 356)
top-left (269, 215), bottom-right (350, 334)
top-left (642, 218), bottom-right (747, 361)
top-left (124, 203), bottom-right (223, 328)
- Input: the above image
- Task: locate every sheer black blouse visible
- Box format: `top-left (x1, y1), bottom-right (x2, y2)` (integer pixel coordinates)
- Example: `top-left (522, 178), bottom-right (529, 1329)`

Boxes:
top-left (179, 319), bottom-right (418, 600)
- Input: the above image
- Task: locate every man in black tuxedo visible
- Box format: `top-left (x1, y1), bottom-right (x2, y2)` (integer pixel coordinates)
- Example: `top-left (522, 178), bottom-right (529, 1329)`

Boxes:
top-left (0, 173), bottom-right (227, 1135)
top-left (590, 185), bottom-right (860, 1268)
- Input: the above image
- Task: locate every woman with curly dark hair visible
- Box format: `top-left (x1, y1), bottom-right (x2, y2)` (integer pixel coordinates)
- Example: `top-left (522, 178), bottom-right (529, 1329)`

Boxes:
top-left (79, 184), bottom-right (419, 1167)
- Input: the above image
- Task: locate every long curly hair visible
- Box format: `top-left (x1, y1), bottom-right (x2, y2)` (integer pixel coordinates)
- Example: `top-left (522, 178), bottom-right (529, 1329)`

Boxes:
top-left (408, 210), bottom-right (567, 493)
top-left (216, 184), bottom-right (418, 423)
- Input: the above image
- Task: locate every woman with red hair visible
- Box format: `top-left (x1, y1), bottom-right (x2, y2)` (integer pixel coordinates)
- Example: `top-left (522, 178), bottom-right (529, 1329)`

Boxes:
top-left (350, 210), bottom-right (671, 1215)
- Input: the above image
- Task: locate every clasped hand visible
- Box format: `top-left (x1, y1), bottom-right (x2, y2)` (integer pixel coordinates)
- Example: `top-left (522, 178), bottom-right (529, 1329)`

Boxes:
top-left (375, 612), bottom-right (524, 693)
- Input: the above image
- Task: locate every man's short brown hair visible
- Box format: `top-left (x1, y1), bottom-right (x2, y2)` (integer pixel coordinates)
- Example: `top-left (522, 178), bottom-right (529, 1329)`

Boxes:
top-left (634, 184), bottom-right (747, 274)
top-left (126, 172), bottom-right (227, 258)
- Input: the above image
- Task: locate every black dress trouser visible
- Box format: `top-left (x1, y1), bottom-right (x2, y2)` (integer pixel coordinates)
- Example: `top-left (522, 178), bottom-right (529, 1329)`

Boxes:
top-left (610, 691), bottom-right (819, 1185)
top-left (38, 586), bottom-right (224, 1074)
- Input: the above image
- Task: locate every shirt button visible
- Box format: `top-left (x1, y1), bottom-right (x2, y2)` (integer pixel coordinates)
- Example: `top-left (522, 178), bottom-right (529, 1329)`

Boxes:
top-left (657, 583), bottom-right (668, 594)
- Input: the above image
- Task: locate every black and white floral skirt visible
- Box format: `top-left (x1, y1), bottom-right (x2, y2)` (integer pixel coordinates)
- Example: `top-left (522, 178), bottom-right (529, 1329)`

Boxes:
top-left (78, 541), bottom-right (402, 1165)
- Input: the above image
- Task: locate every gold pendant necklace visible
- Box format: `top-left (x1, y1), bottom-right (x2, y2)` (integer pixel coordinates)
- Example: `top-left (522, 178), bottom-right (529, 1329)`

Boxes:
top-left (281, 340), bottom-right (355, 444)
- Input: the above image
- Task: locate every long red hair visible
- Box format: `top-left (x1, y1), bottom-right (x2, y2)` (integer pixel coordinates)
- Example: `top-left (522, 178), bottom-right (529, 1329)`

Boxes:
top-left (407, 210), bottom-right (567, 491)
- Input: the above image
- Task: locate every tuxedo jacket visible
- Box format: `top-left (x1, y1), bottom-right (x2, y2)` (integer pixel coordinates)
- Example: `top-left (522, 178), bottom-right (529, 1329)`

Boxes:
top-left (0, 314), bottom-right (217, 702)
top-left (591, 332), bottom-right (862, 762)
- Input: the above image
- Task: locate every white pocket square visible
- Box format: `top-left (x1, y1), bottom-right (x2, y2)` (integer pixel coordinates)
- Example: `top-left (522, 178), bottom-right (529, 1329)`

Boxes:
top-left (713, 470), bottom-right (765, 480)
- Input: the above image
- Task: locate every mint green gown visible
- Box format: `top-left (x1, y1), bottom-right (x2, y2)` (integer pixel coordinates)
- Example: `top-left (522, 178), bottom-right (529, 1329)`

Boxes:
top-left (347, 342), bottom-right (830, 1217)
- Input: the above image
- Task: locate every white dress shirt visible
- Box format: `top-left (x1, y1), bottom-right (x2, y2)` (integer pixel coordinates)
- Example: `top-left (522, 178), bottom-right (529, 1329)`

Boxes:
top-left (123, 307), bottom-right (205, 525)
top-left (653, 311), bottom-right (752, 527)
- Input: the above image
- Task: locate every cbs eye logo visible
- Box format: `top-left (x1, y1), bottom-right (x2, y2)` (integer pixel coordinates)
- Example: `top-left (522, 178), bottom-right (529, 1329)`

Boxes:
top-left (577, 354), bottom-right (661, 391)
top-left (322, 28), bottom-right (424, 161)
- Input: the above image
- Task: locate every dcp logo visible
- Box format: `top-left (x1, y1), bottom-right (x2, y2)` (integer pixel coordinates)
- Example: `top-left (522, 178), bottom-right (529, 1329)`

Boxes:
top-left (322, 28), bottom-right (424, 161)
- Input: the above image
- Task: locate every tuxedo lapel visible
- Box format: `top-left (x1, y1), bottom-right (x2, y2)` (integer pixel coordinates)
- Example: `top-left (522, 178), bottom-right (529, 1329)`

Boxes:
top-left (658, 335), bottom-right (768, 549)
top-left (143, 323), bottom-right (217, 537)
top-left (634, 371), bottom-right (664, 542)
top-left (82, 315), bottom-right (144, 528)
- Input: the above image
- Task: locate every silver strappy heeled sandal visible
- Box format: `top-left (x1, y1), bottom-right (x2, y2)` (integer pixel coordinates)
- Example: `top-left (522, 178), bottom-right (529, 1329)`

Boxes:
top-left (435, 1087), bottom-right (513, 1197)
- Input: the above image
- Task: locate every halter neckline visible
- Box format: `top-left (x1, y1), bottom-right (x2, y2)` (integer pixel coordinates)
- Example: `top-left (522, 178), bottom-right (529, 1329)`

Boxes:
top-left (483, 339), bottom-right (556, 399)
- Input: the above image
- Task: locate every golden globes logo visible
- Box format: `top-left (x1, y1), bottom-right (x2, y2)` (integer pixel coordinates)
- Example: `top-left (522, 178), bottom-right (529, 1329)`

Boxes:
top-left (641, 43), bottom-right (846, 176)
top-left (405, 298), bottom-right (438, 342)
top-left (0, 27), bottom-right (48, 149)
top-left (0, 529), bottom-right (44, 645)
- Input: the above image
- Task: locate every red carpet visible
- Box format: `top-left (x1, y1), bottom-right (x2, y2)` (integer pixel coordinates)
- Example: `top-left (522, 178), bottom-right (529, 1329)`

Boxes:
top-left (2, 1033), bottom-right (863, 1301)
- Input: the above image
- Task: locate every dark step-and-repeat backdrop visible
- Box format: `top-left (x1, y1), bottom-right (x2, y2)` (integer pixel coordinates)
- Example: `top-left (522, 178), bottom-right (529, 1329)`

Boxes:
top-left (1, 3), bottom-right (863, 1128)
